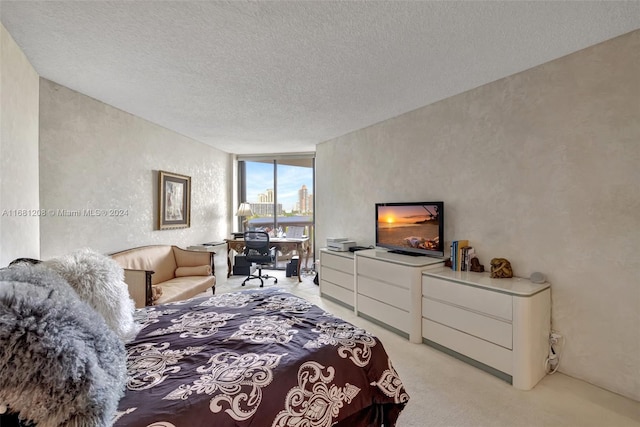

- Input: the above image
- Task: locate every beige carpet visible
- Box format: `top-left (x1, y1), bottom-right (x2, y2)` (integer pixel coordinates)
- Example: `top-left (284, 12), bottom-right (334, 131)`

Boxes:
top-left (211, 270), bottom-right (640, 427)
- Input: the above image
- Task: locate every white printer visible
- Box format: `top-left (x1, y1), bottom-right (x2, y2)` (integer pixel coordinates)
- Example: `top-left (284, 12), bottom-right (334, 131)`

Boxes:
top-left (326, 237), bottom-right (356, 252)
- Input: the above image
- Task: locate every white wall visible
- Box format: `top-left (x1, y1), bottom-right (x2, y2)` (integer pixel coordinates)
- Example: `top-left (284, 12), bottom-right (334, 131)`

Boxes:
top-left (316, 30), bottom-right (640, 400)
top-left (39, 79), bottom-right (232, 259)
top-left (0, 23), bottom-right (40, 266)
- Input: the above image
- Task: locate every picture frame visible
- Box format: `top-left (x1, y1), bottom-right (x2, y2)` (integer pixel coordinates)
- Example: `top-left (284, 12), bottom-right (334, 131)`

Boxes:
top-left (158, 170), bottom-right (191, 230)
top-left (286, 226), bottom-right (305, 238)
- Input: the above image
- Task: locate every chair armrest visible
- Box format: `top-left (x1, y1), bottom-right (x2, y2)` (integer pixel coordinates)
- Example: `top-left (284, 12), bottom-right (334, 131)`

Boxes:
top-left (173, 246), bottom-right (215, 275)
top-left (123, 269), bottom-right (153, 308)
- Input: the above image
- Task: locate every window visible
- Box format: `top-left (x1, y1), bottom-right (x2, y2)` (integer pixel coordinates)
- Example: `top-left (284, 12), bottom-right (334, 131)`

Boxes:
top-left (238, 155), bottom-right (315, 270)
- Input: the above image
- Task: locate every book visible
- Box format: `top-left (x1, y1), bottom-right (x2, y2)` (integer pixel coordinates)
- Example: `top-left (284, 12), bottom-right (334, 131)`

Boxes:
top-left (456, 240), bottom-right (469, 271)
top-left (449, 243), bottom-right (454, 269)
top-left (466, 247), bottom-right (475, 271)
top-left (461, 246), bottom-right (469, 271)
top-left (461, 246), bottom-right (474, 271)
top-left (451, 241), bottom-right (458, 270)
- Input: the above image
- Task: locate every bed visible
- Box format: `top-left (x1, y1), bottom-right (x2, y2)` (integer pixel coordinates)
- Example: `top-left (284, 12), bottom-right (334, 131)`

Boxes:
top-left (114, 287), bottom-right (409, 427)
top-left (1, 257), bottom-right (408, 427)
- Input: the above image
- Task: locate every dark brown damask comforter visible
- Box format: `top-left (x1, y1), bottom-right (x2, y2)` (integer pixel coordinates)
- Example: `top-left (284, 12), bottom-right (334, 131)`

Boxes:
top-left (114, 288), bottom-right (409, 427)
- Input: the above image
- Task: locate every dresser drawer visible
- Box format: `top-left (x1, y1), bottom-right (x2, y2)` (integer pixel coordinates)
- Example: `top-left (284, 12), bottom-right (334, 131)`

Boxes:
top-left (422, 318), bottom-right (512, 375)
top-left (358, 256), bottom-right (413, 287)
top-left (321, 267), bottom-right (354, 291)
top-left (358, 276), bottom-right (410, 311)
top-left (422, 276), bottom-right (512, 321)
top-left (321, 252), bottom-right (354, 274)
top-left (320, 281), bottom-right (354, 308)
top-left (423, 297), bottom-right (512, 349)
top-left (358, 294), bottom-right (409, 334)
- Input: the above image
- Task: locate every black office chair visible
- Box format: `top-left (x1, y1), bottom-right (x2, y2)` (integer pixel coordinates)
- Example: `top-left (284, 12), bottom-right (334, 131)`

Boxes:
top-left (242, 230), bottom-right (278, 287)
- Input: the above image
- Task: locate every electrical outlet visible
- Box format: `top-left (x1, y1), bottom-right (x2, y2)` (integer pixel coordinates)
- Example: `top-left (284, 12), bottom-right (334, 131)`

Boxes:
top-left (549, 331), bottom-right (563, 345)
top-left (546, 330), bottom-right (563, 373)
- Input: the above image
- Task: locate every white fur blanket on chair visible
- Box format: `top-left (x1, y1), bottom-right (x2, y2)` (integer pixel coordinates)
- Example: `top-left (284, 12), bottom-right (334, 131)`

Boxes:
top-left (46, 248), bottom-right (141, 342)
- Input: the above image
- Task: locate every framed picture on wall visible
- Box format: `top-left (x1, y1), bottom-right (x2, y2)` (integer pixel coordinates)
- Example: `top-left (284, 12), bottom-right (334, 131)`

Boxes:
top-left (158, 170), bottom-right (191, 230)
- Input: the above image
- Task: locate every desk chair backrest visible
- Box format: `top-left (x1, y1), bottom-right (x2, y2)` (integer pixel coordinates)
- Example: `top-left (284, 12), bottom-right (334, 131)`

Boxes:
top-left (244, 231), bottom-right (272, 260)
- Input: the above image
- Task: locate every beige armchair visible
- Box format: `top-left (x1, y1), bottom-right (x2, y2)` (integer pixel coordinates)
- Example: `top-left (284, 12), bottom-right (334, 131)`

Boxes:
top-left (110, 245), bottom-right (215, 307)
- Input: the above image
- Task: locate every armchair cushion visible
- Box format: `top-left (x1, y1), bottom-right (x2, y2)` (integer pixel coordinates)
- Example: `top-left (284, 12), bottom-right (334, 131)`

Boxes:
top-left (156, 275), bottom-right (215, 303)
top-left (175, 265), bottom-right (211, 277)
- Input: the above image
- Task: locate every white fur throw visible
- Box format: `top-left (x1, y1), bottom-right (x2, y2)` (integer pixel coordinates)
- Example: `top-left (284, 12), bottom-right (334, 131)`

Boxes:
top-left (0, 265), bottom-right (127, 426)
top-left (46, 248), bottom-right (141, 342)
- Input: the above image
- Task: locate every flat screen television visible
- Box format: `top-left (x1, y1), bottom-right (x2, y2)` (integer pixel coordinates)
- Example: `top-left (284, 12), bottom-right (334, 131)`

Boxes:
top-left (375, 201), bottom-right (444, 257)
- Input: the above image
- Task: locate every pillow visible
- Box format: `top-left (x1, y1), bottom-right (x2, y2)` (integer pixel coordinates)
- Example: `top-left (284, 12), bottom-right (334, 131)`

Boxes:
top-left (0, 265), bottom-right (127, 427)
top-left (175, 265), bottom-right (211, 277)
top-left (45, 248), bottom-right (141, 342)
top-left (152, 285), bottom-right (163, 302)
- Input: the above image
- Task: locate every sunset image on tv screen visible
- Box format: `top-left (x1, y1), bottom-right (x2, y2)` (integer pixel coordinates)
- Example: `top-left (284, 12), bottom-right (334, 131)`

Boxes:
top-left (377, 204), bottom-right (441, 251)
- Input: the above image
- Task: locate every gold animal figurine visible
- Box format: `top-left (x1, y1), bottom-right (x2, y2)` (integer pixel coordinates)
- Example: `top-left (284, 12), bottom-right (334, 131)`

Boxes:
top-left (490, 258), bottom-right (513, 278)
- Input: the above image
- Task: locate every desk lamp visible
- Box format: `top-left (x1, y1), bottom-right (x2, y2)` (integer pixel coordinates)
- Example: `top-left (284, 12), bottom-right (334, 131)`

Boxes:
top-left (235, 202), bottom-right (253, 232)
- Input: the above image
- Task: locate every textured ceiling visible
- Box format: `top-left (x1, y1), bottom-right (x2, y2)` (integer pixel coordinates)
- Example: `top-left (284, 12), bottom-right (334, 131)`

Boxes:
top-left (1, 1), bottom-right (639, 155)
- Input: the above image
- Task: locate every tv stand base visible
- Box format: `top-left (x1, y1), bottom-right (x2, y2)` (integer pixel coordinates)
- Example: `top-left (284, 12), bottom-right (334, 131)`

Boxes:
top-left (388, 249), bottom-right (424, 257)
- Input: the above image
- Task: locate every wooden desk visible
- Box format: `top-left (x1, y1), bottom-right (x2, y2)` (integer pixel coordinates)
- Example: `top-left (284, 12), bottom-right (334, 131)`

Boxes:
top-left (225, 236), bottom-right (310, 282)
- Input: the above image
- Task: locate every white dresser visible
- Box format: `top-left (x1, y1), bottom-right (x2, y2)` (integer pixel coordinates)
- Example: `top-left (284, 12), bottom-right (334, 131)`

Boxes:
top-left (355, 250), bottom-right (444, 343)
top-left (421, 267), bottom-right (551, 390)
top-left (319, 248), bottom-right (355, 309)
